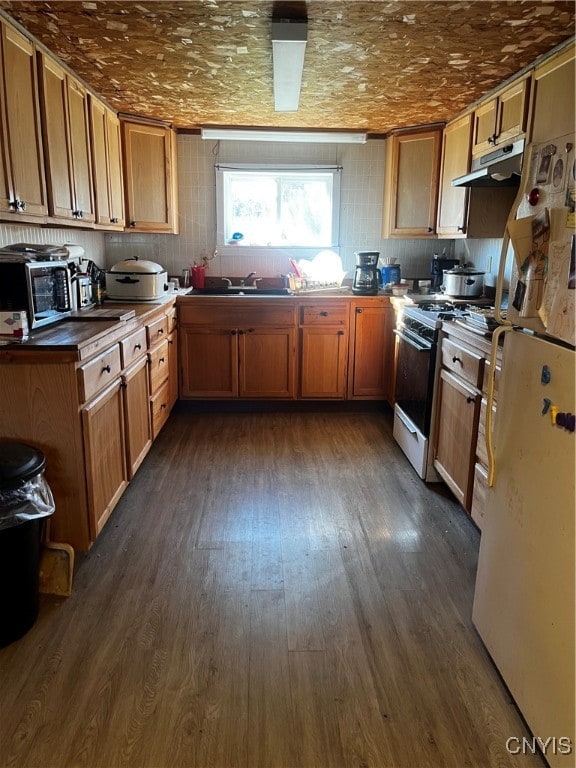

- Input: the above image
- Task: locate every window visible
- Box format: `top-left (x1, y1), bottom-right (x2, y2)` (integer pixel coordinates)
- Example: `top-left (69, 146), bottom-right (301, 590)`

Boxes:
top-left (215, 164), bottom-right (341, 249)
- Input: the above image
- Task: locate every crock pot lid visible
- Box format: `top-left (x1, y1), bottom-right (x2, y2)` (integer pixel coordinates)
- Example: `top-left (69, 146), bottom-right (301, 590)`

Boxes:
top-left (110, 258), bottom-right (165, 274)
top-left (0, 442), bottom-right (46, 488)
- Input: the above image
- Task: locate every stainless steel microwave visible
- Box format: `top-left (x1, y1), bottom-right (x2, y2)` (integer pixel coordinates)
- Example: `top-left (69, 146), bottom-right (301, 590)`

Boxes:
top-left (0, 260), bottom-right (73, 329)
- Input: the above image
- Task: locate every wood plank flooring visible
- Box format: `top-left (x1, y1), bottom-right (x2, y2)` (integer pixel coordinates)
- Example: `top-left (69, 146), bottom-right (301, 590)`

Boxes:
top-left (0, 407), bottom-right (545, 768)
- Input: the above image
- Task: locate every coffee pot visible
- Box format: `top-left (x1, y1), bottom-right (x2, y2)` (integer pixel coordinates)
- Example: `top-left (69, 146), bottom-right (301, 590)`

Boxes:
top-left (352, 251), bottom-right (380, 295)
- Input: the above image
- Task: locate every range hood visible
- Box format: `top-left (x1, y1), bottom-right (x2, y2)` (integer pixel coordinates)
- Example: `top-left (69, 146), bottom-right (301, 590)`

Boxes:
top-left (452, 139), bottom-right (524, 188)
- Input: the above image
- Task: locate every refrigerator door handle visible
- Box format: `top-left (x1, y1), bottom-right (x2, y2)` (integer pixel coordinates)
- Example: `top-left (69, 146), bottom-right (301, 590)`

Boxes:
top-left (486, 324), bottom-right (515, 486)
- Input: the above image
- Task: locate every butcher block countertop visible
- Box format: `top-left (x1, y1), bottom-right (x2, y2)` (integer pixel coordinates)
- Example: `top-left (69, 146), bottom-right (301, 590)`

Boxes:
top-left (0, 299), bottom-right (176, 363)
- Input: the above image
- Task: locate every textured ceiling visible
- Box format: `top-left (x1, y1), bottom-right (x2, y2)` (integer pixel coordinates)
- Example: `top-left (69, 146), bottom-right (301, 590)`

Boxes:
top-left (0, 1), bottom-right (574, 133)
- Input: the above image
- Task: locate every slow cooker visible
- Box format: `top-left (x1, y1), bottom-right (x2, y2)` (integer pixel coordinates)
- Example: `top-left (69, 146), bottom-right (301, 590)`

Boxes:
top-left (442, 266), bottom-right (485, 298)
top-left (106, 257), bottom-right (169, 301)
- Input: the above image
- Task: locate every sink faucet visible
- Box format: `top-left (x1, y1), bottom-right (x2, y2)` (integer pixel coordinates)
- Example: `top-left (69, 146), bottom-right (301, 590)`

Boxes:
top-left (240, 271), bottom-right (257, 286)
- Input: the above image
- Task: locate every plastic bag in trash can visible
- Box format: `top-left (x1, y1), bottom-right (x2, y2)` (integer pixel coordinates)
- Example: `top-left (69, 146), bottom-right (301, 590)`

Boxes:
top-left (0, 474), bottom-right (55, 531)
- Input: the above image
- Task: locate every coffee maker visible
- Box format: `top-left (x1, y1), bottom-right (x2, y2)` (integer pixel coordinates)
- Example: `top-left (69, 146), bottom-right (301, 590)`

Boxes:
top-left (352, 251), bottom-right (380, 295)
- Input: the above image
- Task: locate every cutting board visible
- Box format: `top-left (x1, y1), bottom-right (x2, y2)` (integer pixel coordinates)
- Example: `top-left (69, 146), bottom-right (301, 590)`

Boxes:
top-left (71, 308), bottom-right (136, 321)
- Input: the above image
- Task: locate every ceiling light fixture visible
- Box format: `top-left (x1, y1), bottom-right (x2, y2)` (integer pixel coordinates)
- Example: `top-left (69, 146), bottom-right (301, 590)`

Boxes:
top-left (272, 19), bottom-right (307, 112)
top-left (200, 128), bottom-right (367, 144)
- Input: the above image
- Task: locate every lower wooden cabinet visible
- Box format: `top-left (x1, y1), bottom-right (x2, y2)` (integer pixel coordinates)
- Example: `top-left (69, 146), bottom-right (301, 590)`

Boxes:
top-left (82, 378), bottom-right (129, 538)
top-left (0, 300), bottom-right (177, 552)
top-left (349, 301), bottom-right (394, 399)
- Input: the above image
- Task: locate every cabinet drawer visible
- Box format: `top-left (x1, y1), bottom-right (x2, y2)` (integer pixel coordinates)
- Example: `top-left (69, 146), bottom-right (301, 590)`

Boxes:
top-left (300, 303), bottom-right (348, 326)
top-left (148, 338), bottom-right (169, 393)
top-left (146, 316), bottom-right (169, 347)
top-left (119, 327), bottom-right (147, 368)
top-left (441, 336), bottom-right (484, 388)
top-left (78, 344), bottom-right (122, 402)
top-left (150, 379), bottom-right (170, 438)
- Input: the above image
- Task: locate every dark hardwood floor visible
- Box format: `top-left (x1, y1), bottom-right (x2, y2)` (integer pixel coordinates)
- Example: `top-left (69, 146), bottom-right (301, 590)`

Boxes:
top-left (0, 406), bottom-right (544, 768)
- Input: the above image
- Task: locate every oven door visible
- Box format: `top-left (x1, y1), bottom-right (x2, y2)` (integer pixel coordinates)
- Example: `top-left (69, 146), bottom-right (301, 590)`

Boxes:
top-left (393, 326), bottom-right (436, 437)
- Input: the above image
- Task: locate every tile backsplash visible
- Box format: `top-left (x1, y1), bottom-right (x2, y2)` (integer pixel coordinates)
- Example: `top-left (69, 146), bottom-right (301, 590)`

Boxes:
top-left (0, 222), bottom-right (106, 265)
top-left (105, 134), bottom-right (504, 284)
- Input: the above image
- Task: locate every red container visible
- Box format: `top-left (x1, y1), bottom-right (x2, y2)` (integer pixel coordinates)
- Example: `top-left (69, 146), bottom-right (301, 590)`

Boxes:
top-left (191, 265), bottom-right (205, 289)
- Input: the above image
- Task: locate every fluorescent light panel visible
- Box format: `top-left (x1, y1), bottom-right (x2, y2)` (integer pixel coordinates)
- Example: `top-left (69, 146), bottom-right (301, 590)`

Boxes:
top-left (201, 128), bottom-right (367, 144)
top-left (272, 20), bottom-right (307, 112)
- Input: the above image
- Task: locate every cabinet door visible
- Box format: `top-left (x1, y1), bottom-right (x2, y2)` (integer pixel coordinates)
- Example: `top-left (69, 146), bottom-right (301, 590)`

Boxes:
top-left (90, 98), bottom-right (124, 228)
top-left (239, 327), bottom-right (296, 398)
top-left (39, 54), bottom-right (74, 219)
top-left (66, 76), bottom-right (94, 222)
top-left (437, 114), bottom-right (472, 237)
top-left (496, 77), bottom-right (530, 144)
top-left (82, 379), bottom-right (128, 538)
top-left (349, 305), bottom-right (391, 399)
top-left (530, 43), bottom-right (575, 143)
top-left (383, 129), bottom-right (441, 237)
top-left (122, 356), bottom-right (152, 479)
top-left (433, 369), bottom-right (480, 511)
top-left (0, 22), bottom-right (47, 217)
top-left (300, 326), bottom-right (347, 399)
top-left (106, 109), bottom-right (125, 226)
top-left (122, 120), bottom-right (178, 233)
top-left (471, 99), bottom-right (498, 156)
top-left (180, 327), bottom-right (238, 398)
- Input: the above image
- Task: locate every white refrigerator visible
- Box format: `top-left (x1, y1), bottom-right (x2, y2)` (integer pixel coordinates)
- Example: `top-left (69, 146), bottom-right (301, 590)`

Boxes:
top-left (473, 132), bottom-right (575, 767)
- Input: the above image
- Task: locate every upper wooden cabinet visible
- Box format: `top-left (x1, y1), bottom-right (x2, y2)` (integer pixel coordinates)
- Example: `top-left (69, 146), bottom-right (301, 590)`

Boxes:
top-left (437, 114), bottom-right (472, 237)
top-left (0, 20), bottom-right (47, 220)
top-left (38, 52), bottom-right (95, 224)
top-left (437, 112), bottom-right (517, 239)
top-left (529, 42), bottom-right (575, 143)
top-left (121, 118), bottom-right (179, 233)
top-left (382, 128), bottom-right (442, 238)
top-left (89, 96), bottom-right (125, 229)
top-left (471, 76), bottom-right (530, 156)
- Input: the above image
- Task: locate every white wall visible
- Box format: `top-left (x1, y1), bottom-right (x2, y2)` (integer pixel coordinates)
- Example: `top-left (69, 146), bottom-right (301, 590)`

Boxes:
top-left (105, 134), bottom-right (503, 283)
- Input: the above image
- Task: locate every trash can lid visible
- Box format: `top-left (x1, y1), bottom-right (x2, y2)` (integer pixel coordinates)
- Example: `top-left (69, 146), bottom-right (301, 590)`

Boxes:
top-left (0, 442), bottom-right (46, 489)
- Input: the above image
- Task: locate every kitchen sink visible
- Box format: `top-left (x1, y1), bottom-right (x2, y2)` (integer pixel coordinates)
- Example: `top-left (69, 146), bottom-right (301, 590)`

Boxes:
top-left (186, 287), bottom-right (293, 296)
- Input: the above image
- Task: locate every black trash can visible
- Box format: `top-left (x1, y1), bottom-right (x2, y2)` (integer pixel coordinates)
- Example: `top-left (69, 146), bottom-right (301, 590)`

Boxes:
top-left (0, 442), bottom-right (55, 648)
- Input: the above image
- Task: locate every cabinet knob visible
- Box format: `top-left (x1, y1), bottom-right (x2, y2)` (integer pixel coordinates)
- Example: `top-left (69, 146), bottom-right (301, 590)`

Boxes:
top-left (102, 364), bottom-right (111, 374)
top-left (73, 209), bottom-right (84, 219)
top-left (320, 311), bottom-right (329, 317)
top-left (134, 343), bottom-right (142, 350)
top-left (457, 226), bottom-right (464, 232)
top-left (157, 328), bottom-right (164, 335)
top-left (247, 328), bottom-right (255, 333)
top-left (111, 217), bottom-right (119, 224)
top-left (129, 221), bottom-right (136, 228)
top-left (231, 329), bottom-right (237, 335)
top-left (238, 329), bottom-right (245, 335)
top-left (337, 330), bottom-right (344, 336)
top-left (427, 227), bottom-right (433, 233)
top-left (452, 356), bottom-right (462, 365)
top-left (160, 402), bottom-right (167, 409)
top-left (488, 133), bottom-right (498, 145)
top-left (466, 395), bottom-right (475, 404)
top-left (356, 308), bottom-right (363, 314)
top-left (168, 338), bottom-right (174, 344)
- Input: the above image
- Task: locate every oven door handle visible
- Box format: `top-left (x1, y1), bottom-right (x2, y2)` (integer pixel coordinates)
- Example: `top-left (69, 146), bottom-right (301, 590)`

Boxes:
top-left (393, 328), bottom-right (432, 352)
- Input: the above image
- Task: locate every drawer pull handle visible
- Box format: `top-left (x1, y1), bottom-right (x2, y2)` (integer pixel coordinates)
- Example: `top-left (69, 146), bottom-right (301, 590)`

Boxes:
top-left (452, 356), bottom-right (463, 365)
top-left (320, 311), bottom-right (329, 317)
top-left (134, 343), bottom-right (142, 350)
top-left (337, 330), bottom-right (344, 336)
top-left (157, 328), bottom-right (164, 335)
top-left (102, 364), bottom-right (111, 374)
top-left (466, 395), bottom-right (475, 404)
top-left (160, 403), bottom-right (167, 409)
top-left (159, 357), bottom-right (165, 363)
